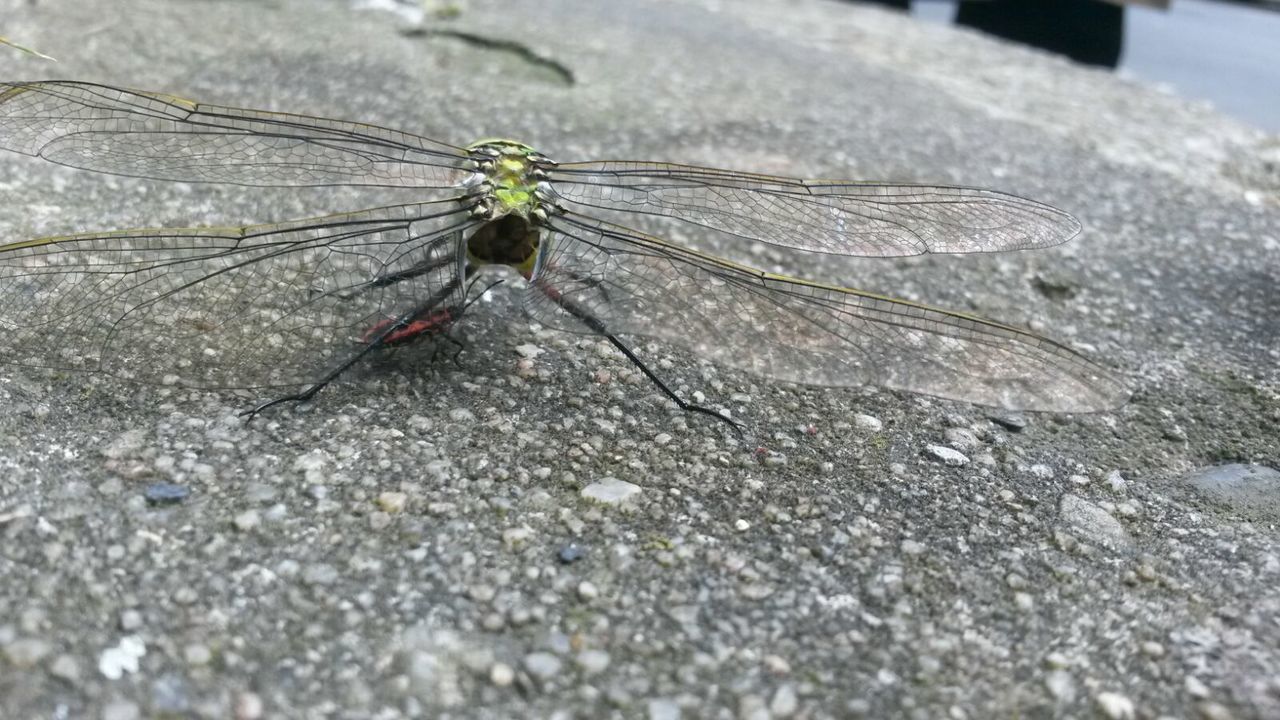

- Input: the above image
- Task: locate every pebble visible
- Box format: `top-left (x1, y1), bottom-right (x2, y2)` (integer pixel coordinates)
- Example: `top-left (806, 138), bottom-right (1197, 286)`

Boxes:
top-left (1044, 670), bottom-right (1075, 701)
top-left (99, 636), bottom-right (146, 679)
top-left (924, 445), bottom-right (969, 466)
top-left (144, 483), bottom-right (190, 505)
top-left (1141, 641), bottom-right (1165, 658)
top-left (523, 651), bottom-right (562, 679)
top-left (1095, 691), bottom-right (1136, 719)
top-left (376, 492), bottom-right (408, 513)
top-left (770, 683), bottom-right (799, 717)
top-left (302, 563), bottom-right (339, 586)
top-left (577, 581), bottom-right (599, 601)
top-left (1185, 675), bottom-right (1210, 698)
top-left (988, 411), bottom-right (1027, 431)
top-left (900, 539), bottom-right (926, 555)
top-left (1059, 494), bottom-right (1132, 551)
top-left (234, 691), bottom-right (264, 720)
top-left (1196, 702), bottom-right (1233, 720)
top-left (1182, 463), bottom-right (1280, 521)
top-left (49, 653), bottom-right (81, 682)
top-left (853, 414), bottom-right (882, 432)
top-left (735, 518), bottom-right (751, 532)
top-left (119, 610), bottom-right (143, 631)
top-left (557, 544), bottom-right (585, 564)
top-left (232, 509), bottom-right (260, 531)
top-left (1043, 652), bottom-right (1070, 669)
top-left (3, 637), bottom-right (52, 667)
top-left (1027, 464), bottom-right (1054, 480)
top-left (580, 477), bottom-right (642, 505)
top-left (575, 649), bottom-right (610, 675)
top-left (1107, 470), bottom-right (1129, 493)
top-left (502, 526), bottom-right (534, 551)
top-left (101, 699), bottom-right (142, 720)
top-left (515, 343), bottom-right (543, 359)
top-left (943, 427), bottom-right (981, 452)
top-left (183, 643), bottom-right (212, 666)
top-left (490, 662), bottom-right (515, 687)
top-left (648, 698), bottom-right (682, 720)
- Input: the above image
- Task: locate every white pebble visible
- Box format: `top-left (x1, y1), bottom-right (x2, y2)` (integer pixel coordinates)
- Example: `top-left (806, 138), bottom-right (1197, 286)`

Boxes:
top-left (735, 518), bottom-right (751, 532)
top-left (577, 581), bottom-right (599, 601)
top-left (1095, 691), bottom-right (1136, 719)
top-left (853, 414), bottom-right (882, 432)
top-left (925, 445), bottom-right (969, 466)
top-left (581, 477), bottom-right (642, 505)
top-left (490, 662), bottom-right (515, 687)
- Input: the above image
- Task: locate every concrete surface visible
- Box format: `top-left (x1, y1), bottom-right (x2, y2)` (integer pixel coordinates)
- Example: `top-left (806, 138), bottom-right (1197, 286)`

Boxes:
top-left (1, 0), bottom-right (1278, 718)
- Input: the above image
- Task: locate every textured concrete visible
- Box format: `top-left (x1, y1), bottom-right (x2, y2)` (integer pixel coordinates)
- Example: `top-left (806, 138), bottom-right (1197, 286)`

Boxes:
top-left (1, 0), bottom-right (1277, 717)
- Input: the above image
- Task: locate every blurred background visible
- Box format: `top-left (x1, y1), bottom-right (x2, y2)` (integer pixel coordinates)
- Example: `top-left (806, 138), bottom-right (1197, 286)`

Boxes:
top-left (859, 0), bottom-right (1280, 132)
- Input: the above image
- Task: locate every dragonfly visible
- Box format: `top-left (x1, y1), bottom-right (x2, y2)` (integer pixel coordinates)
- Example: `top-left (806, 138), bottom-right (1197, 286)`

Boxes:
top-left (0, 81), bottom-right (1128, 432)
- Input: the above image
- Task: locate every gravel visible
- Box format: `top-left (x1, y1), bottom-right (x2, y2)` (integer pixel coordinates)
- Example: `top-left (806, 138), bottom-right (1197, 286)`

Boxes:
top-left (1, 0), bottom-right (1277, 718)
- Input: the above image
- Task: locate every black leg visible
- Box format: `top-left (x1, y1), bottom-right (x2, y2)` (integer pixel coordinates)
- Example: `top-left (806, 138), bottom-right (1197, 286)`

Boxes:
top-left (546, 290), bottom-right (744, 438)
top-left (241, 280), bottom-right (462, 422)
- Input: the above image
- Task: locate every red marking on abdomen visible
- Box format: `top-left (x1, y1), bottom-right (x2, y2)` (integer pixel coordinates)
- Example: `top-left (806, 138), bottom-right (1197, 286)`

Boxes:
top-left (361, 307), bottom-right (459, 346)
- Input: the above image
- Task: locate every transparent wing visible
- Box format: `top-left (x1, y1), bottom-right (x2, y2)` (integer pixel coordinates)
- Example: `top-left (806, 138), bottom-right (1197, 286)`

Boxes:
top-left (546, 161), bottom-right (1080, 257)
top-left (524, 214), bottom-right (1128, 413)
top-left (0, 81), bottom-right (475, 187)
top-left (0, 201), bottom-right (476, 389)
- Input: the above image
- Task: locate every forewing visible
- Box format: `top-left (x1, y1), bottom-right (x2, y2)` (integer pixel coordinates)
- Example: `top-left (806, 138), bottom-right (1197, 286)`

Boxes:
top-left (0, 201), bottom-right (475, 389)
top-left (0, 81), bottom-right (475, 187)
top-left (547, 161), bottom-right (1080, 257)
top-left (524, 214), bottom-right (1127, 413)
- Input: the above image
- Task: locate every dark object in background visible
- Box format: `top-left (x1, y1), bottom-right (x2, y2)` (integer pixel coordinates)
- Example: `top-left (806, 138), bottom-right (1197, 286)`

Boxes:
top-left (955, 0), bottom-right (1124, 68)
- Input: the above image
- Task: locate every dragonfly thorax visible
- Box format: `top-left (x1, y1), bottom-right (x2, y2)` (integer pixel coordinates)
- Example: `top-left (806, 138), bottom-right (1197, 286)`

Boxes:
top-left (466, 139), bottom-right (550, 222)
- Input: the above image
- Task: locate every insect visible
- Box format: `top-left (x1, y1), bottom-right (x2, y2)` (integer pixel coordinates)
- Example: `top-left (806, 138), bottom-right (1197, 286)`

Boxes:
top-left (0, 81), bottom-right (1128, 431)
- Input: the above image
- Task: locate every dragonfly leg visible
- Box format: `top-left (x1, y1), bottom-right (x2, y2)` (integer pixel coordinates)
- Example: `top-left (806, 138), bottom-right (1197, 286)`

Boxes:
top-left (241, 280), bottom-right (463, 422)
top-left (542, 286), bottom-right (742, 438)
top-left (602, 333), bottom-right (745, 439)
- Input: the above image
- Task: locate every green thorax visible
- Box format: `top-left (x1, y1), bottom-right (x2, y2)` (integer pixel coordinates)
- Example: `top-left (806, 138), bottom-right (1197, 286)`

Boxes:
top-left (467, 139), bottom-right (543, 219)
top-left (464, 139), bottom-right (549, 278)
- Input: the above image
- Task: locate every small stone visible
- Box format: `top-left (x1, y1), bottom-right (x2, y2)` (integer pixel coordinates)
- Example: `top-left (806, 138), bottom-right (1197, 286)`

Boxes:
top-left (944, 427), bottom-right (980, 452)
top-left (575, 649), bottom-right (610, 675)
top-left (1185, 675), bottom-right (1210, 698)
top-left (302, 564), bottom-right (338, 585)
top-left (376, 491), bottom-right (408, 513)
top-left (580, 477), bottom-right (642, 505)
top-left (4, 638), bottom-right (52, 667)
top-left (1069, 474), bottom-right (1091, 487)
top-left (119, 610), bottom-right (143, 631)
top-left (183, 643), bottom-right (212, 666)
top-left (173, 587), bottom-right (199, 605)
top-left (735, 518), bottom-right (751, 532)
top-left (101, 699), bottom-right (141, 720)
top-left (853, 414), bottom-right (882, 432)
top-left (1182, 463), bottom-right (1280, 522)
top-left (1060, 494), bottom-right (1132, 551)
top-left (1044, 670), bottom-right (1075, 701)
top-left (1196, 701), bottom-right (1233, 720)
top-left (233, 692), bottom-right (264, 720)
top-left (654, 433), bottom-right (673, 446)
top-left (925, 445), bottom-right (969, 466)
top-left (99, 636), bottom-right (146, 679)
top-left (515, 343), bottom-right (543, 359)
top-left (144, 483), bottom-right (190, 505)
top-left (577, 581), bottom-right (599, 601)
top-left (557, 544), bottom-right (585, 564)
top-left (49, 653), bottom-right (81, 682)
top-left (763, 654), bottom-right (791, 675)
top-left (900, 539), bottom-right (926, 555)
top-left (770, 683), bottom-right (799, 717)
top-left (1044, 652), bottom-right (1070, 669)
top-left (232, 509), bottom-right (260, 531)
top-left (523, 651), bottom-right (562, 679)
top-left (1141, 641), bottom-right (1165, 658)
top-left (468, 584), bottom-right (497, 603)
top-left (490, 662), bottom-right (515, 687)
top-left (1027, 464), bottom-right (1054, 480)
top-left (502, 526), bottom-right (534, 551)
top-left (988, 412), bottom-right (1027, 432)
top-left (1095, 691), bottom-right (1136, 719)
top-left (648, 698), bottom-right (681, 720)
top-left (482, 613), bottom-right (505, 631)
top-left (1106, 470), bottom-right (1129, 493)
